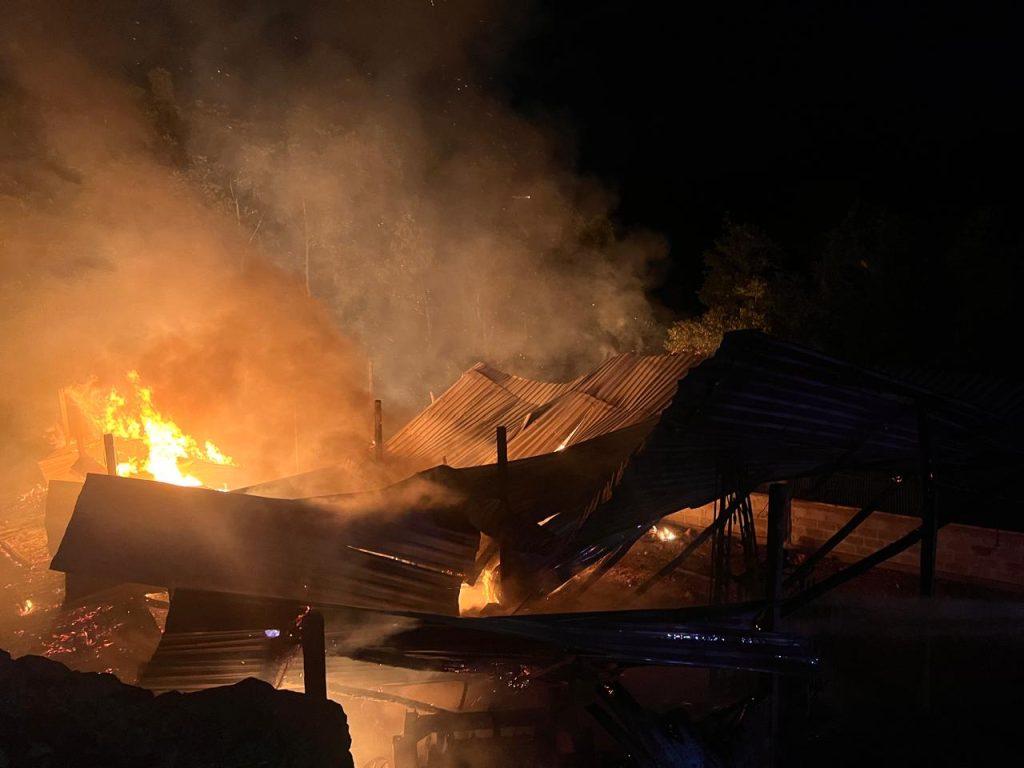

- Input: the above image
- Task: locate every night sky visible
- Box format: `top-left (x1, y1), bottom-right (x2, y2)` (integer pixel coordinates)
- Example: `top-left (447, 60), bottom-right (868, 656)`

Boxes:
top-left (497, 1), bottom-right (1023, 313)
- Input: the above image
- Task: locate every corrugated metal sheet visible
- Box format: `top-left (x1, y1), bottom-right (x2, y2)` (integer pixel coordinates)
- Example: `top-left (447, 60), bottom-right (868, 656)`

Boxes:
top-left (539, 331), bottom-right (1024, 580)
top-left (140, 590), bottom-right (814, 693)
top-left (326, 603), bottom-right (816, 676)
top-left (387, 352), bottom-right (701, 467)
top-left (884, 367), bottom-right (1024, 422)
top-left (52, 474), bottom-right (479, 616)
top-left (139, 590), bottom-right (303, 693)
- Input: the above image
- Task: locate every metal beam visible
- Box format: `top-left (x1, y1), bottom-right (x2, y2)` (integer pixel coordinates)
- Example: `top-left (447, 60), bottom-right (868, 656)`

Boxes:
top-left (782, 522), bottom-right (947, 617)
top-left (636, 491), bottom-right (747, 595)
top-left (764, 483), bottom-right (790, 632)
top-left (573, 537), bottom-right (638, 597)
top-left (784, 480), bottom-right (901, 589)
top-left (918, 404), bottom-right (938, 597)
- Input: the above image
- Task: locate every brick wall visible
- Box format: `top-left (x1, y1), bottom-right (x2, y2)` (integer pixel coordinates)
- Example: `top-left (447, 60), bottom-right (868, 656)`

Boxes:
top-left (668, 494), bottom-right (1024, 590)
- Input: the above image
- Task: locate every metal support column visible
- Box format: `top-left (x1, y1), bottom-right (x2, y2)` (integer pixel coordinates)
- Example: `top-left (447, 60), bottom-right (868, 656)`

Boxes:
top-left (301, 609), bottom-right (327, 699)
top-left (918, 403), bottom-right (937, 597)
top-left (765, 483), bottom-right (790, 631)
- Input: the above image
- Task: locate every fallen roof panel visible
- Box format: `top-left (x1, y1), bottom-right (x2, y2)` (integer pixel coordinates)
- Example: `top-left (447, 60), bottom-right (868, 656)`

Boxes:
top-left (51, 474), bottom-right (478, 615)
top-left (387, 352), bottom-right (700, 468)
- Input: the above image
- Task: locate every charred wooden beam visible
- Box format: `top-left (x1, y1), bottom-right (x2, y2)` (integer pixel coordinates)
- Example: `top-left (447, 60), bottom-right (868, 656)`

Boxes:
top-left (496, 425), bottom-right (509, 509)
top-left (103, 434), bottom-right (117, 476)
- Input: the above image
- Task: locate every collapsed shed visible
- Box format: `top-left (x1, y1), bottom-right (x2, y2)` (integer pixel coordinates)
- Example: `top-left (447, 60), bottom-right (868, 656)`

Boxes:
top-left (44, 332), bottom-right (1024, 765)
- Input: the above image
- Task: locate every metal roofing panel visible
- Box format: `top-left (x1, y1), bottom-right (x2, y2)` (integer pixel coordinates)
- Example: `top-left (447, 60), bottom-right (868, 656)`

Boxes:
top-left (52, 474), bottom-right (478, 615)
top-left (387, 352), bottom-right (701, 468)
top-left (535, 331), bottom-right (1024, 582)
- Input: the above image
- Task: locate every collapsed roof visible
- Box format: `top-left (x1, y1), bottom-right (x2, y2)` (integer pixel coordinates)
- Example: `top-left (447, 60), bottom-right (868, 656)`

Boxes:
top-left (51, 473), bottom-right (478, 615)
top-left (48, 332), bottom-right (1024, 694)
top-left (387, 352), bottom-right (700, 467)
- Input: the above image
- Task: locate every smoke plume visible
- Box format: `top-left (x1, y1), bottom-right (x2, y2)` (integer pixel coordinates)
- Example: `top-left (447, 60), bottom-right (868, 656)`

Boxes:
top-left (1, 1), bottom-right (665, 495)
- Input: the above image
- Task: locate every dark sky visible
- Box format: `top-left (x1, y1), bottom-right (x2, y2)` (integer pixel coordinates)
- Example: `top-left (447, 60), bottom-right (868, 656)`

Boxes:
top-left (496, 1), bottom-right (1023, 311)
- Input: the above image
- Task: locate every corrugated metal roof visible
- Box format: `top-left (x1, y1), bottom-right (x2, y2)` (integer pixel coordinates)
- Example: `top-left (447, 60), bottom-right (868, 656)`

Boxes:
top-left (327, 603), bottom-right (815, 676)
top-left (140, 590), bottom-right (815, 694)
top-left (538, 331), bottom-right (1024, 581)
top-left (139, 590), bottom-right (302, 693)
top-left (386, 352), bottom-right (701, 467)
top-left (884, 367), bottom-right (1024, 422)
top-left (52, 474), bottom-right (479, 616)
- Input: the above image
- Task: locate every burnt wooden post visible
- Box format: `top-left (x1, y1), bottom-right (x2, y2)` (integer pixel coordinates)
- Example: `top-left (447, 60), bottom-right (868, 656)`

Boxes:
top-left (496, 425), bottom-right (509, 495)
top-left (918, 404), bottom-right (937, 597)
top-left (374, 399), bottom-right (383, 462)
top-left (301, 609), bottom-right (327, 699)
top-left (103, 434), bottom-right (117, 476)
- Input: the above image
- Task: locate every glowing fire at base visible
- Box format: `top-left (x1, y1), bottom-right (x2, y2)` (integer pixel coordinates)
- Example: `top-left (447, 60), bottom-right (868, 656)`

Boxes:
top-left (458, 563), bottom-right (501, 613)
top-left (68, 371), bottom-right (234, 487)
top-left (650, 525), bottom-right (678, 542)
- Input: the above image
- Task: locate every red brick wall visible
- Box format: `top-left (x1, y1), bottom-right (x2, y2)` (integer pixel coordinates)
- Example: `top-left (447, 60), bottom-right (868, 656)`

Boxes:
top-left (668, 494), bottom-right (1024, 590)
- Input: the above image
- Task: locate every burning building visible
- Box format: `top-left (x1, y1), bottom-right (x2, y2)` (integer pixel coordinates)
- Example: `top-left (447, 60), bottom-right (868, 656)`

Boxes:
top-left (4, 331), bottom-right (1020, 766)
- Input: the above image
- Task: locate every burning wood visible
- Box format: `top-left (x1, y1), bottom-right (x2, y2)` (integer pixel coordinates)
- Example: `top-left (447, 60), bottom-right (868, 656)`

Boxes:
top-left (64, 371), bottom-right (235, 488)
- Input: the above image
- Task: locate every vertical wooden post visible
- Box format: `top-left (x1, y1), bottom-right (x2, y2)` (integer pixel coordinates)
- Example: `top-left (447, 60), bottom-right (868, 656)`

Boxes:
top-left (918, 403), bottom-right (937, 597)
top-left (103, 434), bottom-right (117, 476)
top-left (374, 399), bottom-right (383, 462)
top-left (495, 426), bottom-right (510, 602)
top-left (301, 609), bottom-right (327, 700)
top-left (495, 425), bottom-right (508, 496)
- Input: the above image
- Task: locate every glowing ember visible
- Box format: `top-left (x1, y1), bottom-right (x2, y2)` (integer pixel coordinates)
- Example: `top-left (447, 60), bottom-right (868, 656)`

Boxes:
top-left (68, 370), bottom-right (234, 487)
top-left (650, 525), bottom-right (678, 542)
top-left (17, 598), bottom-right (34, 616)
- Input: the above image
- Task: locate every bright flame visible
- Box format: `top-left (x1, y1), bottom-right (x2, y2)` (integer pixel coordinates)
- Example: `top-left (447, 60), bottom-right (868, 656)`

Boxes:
top-left (458, 563), bottom-right (500, 613)
top-left (18, 599), bottom-right (34, 616)
top-left (650, 525), bottom-right (678, 542)
top-left (69, 371), bottom-right (234, 487)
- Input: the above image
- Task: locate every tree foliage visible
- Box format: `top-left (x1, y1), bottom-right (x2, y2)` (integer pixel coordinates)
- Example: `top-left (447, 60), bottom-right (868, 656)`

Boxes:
top-left (667, 206), bottom-right (1024, 377)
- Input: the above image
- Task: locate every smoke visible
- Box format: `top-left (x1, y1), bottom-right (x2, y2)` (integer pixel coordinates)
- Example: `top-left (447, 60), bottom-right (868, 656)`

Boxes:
top-left (1, 1), bottom-right (666, 496)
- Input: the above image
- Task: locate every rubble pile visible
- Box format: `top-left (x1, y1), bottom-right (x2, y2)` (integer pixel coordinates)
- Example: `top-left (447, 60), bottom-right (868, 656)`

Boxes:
top-left (0, 650), bottom-right (354, 767)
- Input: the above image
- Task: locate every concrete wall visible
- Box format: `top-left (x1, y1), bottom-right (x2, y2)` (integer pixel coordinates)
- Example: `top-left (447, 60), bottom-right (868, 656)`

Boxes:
top-left (669, 494), bottom-right (1024, 590)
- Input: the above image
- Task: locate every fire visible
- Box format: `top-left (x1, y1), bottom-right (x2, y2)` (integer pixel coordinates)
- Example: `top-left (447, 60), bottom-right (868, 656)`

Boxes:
top-left (458, 563), bottom-right (501, 613)
top-left (650, 525), bottom-right (678, 542)
top-left (68, 371), bottom-right (234, 487)
top-left (18, 598), bottom-right (34, 616)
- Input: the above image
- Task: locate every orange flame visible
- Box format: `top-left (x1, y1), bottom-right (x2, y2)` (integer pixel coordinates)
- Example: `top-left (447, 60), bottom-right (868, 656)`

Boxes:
top-left (69, 371), bottom-right (234, 487)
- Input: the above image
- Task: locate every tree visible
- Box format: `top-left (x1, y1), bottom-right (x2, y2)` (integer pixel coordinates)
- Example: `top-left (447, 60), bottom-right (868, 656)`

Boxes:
top-left (665, 221), bottom-right (795, 355)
